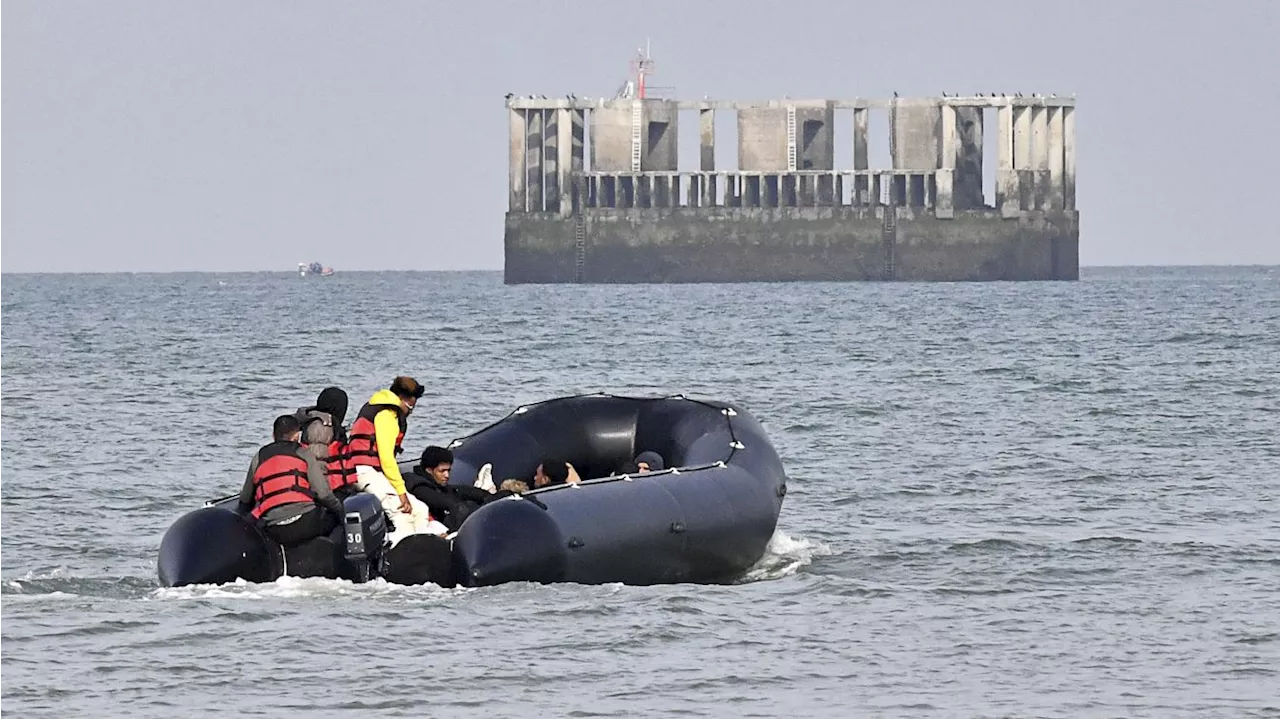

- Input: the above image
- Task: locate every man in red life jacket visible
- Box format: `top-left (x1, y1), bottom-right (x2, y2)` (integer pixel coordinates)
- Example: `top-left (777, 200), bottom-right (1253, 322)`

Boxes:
top-left (238, 414), bottom-right (346, 546)
top-left (348, 376), bottom-right (447, 543)
top-left (294, 387), bottom-right (359, 500)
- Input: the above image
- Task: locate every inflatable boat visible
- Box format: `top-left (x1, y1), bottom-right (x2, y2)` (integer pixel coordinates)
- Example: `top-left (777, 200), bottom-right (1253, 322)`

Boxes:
top-left (157, 394), bottom-right (788, 588)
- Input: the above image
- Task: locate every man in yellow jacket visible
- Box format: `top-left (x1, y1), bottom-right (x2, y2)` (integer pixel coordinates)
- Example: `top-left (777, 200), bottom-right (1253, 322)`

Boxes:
top-left (347, 376), bottom-right (446, 542)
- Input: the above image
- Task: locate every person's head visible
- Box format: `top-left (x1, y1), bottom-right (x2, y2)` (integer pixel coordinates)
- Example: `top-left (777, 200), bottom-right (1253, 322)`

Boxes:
top-left (631, 451), bottom-right (665, 474)
top-left (273, 414), bottom-right (302, 443)
top-left (500, 478), bottom-right (529, 494)
top-left (534, 458), bottom-right (570, 487)
top-left (315, 387), bottom-right (349, 426)
top-left (390, 376), bottom-right (425, 413)
top-left (418, 445), bottom-right (453, 486)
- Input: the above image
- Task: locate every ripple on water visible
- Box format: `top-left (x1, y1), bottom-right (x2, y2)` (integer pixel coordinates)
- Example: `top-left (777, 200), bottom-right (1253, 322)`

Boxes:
top-left (3, 268), bottom-right (1280, 718)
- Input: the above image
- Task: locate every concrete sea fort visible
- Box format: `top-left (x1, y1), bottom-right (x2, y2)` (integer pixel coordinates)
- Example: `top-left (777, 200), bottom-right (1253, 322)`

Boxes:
top-left (504, 56), bottom-right (1078, 284)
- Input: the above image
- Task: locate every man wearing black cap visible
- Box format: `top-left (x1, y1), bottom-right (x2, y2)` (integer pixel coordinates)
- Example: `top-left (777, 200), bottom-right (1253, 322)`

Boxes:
top-left (347, 376), bottom-right (446, 543)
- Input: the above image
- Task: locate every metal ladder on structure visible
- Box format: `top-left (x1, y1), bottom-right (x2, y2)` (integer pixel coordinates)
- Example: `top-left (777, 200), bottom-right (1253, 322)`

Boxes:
top-left (630, 101), bottom-right (643, 172)
top-left (573, 176), bottom-right (586, 283)
top-left (882, 203), bottom-right (897, 281)
top-left (785, 106), bottom-right (798, 172)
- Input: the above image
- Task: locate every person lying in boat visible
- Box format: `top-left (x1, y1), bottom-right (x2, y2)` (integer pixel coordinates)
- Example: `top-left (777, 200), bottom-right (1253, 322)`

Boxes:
top-left (238, 414), bottom-right (346, 547)
top-left (294, 387), bottom-right (359, 501)
top-left (407, 446), bottom-right (512, 531)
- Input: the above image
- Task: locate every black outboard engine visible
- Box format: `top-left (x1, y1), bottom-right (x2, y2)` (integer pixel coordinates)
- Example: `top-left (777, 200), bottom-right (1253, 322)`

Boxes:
top-left (340, 493), bottom-right (387, 583)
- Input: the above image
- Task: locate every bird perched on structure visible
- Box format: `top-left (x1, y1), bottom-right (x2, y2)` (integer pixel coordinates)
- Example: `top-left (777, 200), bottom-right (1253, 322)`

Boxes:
top-left (504, 92), bottom-right (513, 100)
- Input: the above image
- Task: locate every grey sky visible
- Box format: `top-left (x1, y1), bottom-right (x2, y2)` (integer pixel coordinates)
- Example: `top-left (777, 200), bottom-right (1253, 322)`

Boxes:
top-left (3, 0), bottom-right (1278, 272)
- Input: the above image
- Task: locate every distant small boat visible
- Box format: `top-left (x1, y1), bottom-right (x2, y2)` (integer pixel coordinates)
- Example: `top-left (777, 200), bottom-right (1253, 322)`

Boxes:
top-left (298, 262), bottom-right (335, 277)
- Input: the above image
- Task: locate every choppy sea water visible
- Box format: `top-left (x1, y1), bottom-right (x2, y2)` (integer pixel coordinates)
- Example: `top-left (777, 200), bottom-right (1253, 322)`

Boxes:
top-left (2, 267), bottom-right (1278, 718)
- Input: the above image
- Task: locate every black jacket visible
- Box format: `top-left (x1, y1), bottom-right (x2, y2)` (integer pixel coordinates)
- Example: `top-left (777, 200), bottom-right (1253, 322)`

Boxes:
top-left (406, 473), bottom-right (507, 531)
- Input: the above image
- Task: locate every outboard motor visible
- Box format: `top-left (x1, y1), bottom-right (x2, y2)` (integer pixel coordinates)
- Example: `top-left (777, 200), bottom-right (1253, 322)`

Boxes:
top-left (340, 493), bottom-right (387, 583)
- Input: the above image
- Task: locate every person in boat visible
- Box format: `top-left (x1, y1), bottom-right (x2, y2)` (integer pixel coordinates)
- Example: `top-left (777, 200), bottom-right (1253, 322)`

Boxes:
top-left (407, 446), bottom-right (509, 531)
top-left (499, 478), bottom-right (529, 494)
top-left (294, 387), bottom-right (359, 500)
top-left (627, 451), bottom-right (665, 474)
top-left (532, 458), bottom-right (582, 488)
top-left (347, 376), bottom-right (445, 540)
top-left (238, 414), bottom-right (346, 546)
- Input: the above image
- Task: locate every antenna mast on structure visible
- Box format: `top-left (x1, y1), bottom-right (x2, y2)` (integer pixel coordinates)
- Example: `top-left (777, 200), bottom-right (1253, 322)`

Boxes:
top-left (616, 39), bottom-right (670, 99)
top-left (632, 39), bottom-right (654, 99)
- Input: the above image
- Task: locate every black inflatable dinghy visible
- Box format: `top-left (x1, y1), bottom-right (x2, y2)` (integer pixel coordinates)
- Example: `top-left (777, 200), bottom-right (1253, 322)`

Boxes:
top-left (156, 394), bottom-right (787, 588)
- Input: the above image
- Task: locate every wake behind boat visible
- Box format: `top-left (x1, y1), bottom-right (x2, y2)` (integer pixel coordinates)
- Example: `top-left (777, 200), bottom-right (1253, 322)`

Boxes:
top-left (157, 394), bottom-right (789, 588)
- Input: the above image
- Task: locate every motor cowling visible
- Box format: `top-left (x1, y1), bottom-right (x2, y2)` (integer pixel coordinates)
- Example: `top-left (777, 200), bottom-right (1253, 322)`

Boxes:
top-left (339, 493), bottom-right (387, 583)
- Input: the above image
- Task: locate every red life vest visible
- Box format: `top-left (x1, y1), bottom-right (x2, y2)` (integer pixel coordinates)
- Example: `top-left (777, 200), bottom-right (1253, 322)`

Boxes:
top-left (322, 438), bottom-right (358, 491)
top-left (250, 441), bottom-right (318, 519)
top-left (347, 402), bottom-right (407, 473)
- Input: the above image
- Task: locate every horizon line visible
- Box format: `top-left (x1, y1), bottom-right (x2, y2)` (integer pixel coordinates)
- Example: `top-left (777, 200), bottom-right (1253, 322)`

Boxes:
top-left (2, 263), bottom-right (1278, 276)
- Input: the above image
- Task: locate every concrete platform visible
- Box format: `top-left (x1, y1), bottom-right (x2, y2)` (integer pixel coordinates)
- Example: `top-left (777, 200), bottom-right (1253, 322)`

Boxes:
top-left (504, 208), bottom-right (1079, 283)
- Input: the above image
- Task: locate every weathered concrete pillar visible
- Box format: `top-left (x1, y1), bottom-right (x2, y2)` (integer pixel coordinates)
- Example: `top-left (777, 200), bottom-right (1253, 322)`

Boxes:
top-left (996, 104), bottom-right (1012, 211)
top-left (1031, 106), bottom-right (1048, 209)
top-left (954, 106), bottom-right (984, 210)
top-left (940, 104), bottom-right (957, 170)
top-left (1029, 106), bottom-right (1046, 168)
top-left (570, 109), bottom-right (585, 174)
top-left (996, 104), bottom-right (1018, 217)
top-left (935, 169), bottom-right (954, 218)
top-left (997, 104), bottom-right (1013, 171)
top-left (1047, 107), bottom-right (1064, 210)
top-left (1013, 106), bottom-right (1031, 170)
top-left (525, 109), bottom-right (543, 212)
top-left (853, 108), bottom-right (869, 204)
top-left (694, 112), bottom-right (712, 197)
top-left (1010, 105), bottom-right (1031, 214)
top-left (557, 108), bottom-right (573, 216)
top-left (642, 100), bottom-right (679, 171)
top-left (1063, 106), bottom-right (1076, 210)
top-left (745, 176), bottom-right (761, 207)
top-left (543, 110), bottom-right (559, 213)
top-left (891, 99), bottom-right (941, 170)
top-left (509, 108), bottom-right (526, 212)
top-left (699, 109), bottom-right (715, 171)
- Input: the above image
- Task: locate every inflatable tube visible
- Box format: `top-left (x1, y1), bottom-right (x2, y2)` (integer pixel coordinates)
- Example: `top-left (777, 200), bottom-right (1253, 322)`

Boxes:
top-left (156, 393), bottom-right (787, 589)
top-left (157, 492), bottom-right (411, 587)
top-left (444, 394), bottom-right (787, 587)
top-left (157, 505), bottom-right (274, 587)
